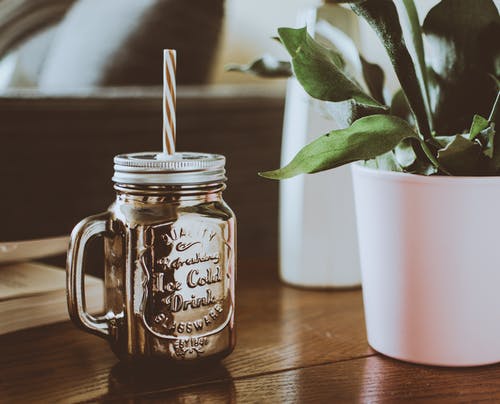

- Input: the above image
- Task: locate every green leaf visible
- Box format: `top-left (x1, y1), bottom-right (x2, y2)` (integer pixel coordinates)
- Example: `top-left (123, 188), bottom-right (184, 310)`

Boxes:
top-left (399, 0), bottom-right (432, 128)
top-left (410, 160), bottom-right (438, 175)
top-left (423, 0), bottom-right (500, 135)
top-left (469, 114), bottom-right (490, 140)
top-left (277, 27), bottom-right (383, 108)
top-left (363, 151), bottom-right (403, 172)
top-left (477, 126), bottom-right (496, 158)
top-left (225, 55), bottom-right (292, 78)
top-left (390, 89), bottom-right (413, 123)
top-left (394, 138), bottom-right (417, 167)
top-left (324, 0), bottom-right (365, 3)
top-left (318, 99), bottom-right (388, 129)
top-left (394, 138), bottom-right (438, 175)
top-left (312, 21), bottom-right (387, 105)
top-left (437, 135), bottom-right (482, 175)
top-left (351, 0), bottom-right (431, 139)
top-left (479, 93), bottom-right (500, 159)
top-left (360, 56), bottom-right (385, 104)
top-left (485, 124), bottom-right (500, 171)
top-left (466, 94), bottom-right (499, 158)
top-left (260, 114), bottom-right (418, 179)
top-left (313, 19), bottom-right (365, 84)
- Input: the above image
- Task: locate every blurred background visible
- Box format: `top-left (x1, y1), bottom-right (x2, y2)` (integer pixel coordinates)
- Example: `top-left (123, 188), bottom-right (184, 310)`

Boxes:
top-left (0, 0), bottom-right (461, 268)
top-left (0, 0), bottom-right (444, 90)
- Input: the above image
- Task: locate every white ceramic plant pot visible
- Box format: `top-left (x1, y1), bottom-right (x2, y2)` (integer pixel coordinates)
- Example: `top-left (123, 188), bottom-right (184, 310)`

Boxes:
top-left (352, 164), bottom-right (500, 366)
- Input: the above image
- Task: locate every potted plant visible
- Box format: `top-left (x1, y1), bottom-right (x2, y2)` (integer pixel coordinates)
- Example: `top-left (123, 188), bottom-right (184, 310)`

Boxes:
top-left (232, 0), bottom-right (500, 366)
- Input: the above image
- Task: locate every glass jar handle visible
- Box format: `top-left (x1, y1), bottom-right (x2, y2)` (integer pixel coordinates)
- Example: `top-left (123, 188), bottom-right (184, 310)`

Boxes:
top-left (67, 212), bottom-right (112, 339)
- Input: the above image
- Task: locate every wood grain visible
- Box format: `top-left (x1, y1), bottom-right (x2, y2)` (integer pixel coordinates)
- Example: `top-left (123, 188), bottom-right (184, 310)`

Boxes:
top-left (0, 260), bottom-right (370, 403)
top-left (2, 258), bottom-right (499, 403)
top-left (159, 355), bottom-right (500, 404)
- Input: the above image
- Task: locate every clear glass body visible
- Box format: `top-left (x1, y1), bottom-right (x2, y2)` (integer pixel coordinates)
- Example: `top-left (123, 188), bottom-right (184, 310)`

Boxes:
top-left (103, 182), bottom-right (236, 362)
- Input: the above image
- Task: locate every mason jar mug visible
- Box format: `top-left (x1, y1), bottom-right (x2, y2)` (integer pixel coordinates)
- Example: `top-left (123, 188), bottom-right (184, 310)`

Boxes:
top-left (67, 152), bottom-right (236, 362)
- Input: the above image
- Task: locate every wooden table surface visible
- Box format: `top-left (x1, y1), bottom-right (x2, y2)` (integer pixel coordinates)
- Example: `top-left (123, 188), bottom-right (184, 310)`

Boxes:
top-left (2, 260), bottom-right (500, 403)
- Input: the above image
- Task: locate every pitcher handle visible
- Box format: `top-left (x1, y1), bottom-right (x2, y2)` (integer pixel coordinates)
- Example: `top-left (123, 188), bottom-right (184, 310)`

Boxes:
top-left (67, 212), bottom-right (111, 339)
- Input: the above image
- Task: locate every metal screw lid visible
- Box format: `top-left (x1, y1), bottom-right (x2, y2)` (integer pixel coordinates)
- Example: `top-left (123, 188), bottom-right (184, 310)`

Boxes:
top-left (112, 152), bottom-right (226, 185)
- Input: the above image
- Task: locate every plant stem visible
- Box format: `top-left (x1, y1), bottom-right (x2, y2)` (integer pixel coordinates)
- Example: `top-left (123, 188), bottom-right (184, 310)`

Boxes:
top-left (488, 90), bottom-right (500, 123)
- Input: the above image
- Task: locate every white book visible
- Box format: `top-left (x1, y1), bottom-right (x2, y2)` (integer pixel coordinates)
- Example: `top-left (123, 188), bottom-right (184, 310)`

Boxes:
top-left (0, 262), bottom-right (103, 335)
top-left (0, 236), bottom-right (69, 265)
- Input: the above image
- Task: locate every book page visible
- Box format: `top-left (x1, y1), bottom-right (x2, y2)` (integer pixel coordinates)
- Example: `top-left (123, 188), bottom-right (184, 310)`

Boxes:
top-left (0, 262), bottom-right (100, 300)
top-left (0, 236), bottom-right (69, 264)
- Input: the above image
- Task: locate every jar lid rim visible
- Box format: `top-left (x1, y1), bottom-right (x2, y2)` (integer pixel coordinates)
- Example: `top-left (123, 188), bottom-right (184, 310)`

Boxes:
top-left (112, 152), bottom-right (226, 185)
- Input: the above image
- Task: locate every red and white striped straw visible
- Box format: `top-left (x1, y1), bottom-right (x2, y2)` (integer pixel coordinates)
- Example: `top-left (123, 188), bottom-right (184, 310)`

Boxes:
top-left (162, 49), bottom-right (177, 155)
